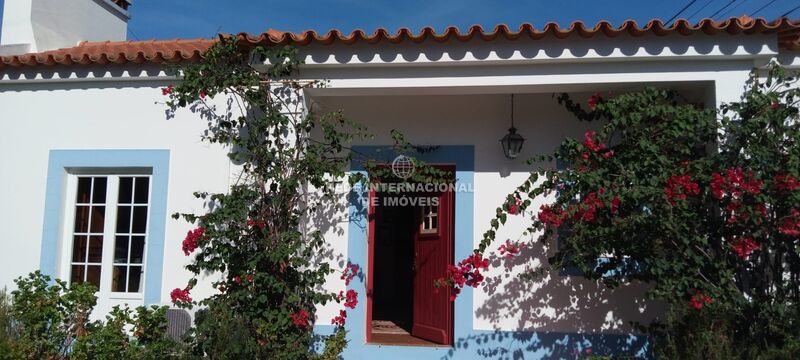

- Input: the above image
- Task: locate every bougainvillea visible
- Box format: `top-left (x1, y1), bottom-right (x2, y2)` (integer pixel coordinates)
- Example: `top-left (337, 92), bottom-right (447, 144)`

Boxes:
top-left (167, 38), bottom-right (367, 359)
top-left (451, 63), bottom-right (800, 358)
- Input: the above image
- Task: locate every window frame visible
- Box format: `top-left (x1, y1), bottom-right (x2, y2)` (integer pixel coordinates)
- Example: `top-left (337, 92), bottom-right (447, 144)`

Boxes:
top-left (41, 150), bottom-right (169, 306)
top-left (58, 170), bottom-right (153, 301)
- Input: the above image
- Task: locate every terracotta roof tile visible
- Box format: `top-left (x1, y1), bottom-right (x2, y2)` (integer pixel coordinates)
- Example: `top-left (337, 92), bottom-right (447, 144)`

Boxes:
top-left (1, 17), bottom-right (799, 70)
top-left (239, 16), bottom-right (800, 49)
top-left (0, 39), bottom-right (214, 69)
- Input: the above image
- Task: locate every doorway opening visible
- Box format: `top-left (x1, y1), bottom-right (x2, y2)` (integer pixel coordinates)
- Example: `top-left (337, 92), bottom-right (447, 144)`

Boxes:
top-left (370, 196), bottom-right (420, 344)
top-left (366, 165), bottom-right (455, 346)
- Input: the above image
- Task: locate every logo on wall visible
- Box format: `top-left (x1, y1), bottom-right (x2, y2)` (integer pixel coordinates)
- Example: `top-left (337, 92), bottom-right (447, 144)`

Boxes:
top-left (391, 155), bottom-right (415, 179)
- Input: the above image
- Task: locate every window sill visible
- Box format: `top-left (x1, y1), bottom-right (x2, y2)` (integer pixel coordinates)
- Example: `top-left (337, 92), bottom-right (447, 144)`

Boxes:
top-left (107, 293), bottom-right (144, 301)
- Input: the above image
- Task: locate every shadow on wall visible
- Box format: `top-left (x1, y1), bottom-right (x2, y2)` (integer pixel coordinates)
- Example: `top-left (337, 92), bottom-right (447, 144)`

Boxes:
top-left (443, 330), bottom-right (651, 359)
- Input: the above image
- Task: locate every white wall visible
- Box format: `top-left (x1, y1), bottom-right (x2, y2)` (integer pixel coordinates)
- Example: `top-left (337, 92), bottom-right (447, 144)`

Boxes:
top-left (0, 77), bottom-right (230, 315)
top-left (1, 0), bottom-right (128, 54)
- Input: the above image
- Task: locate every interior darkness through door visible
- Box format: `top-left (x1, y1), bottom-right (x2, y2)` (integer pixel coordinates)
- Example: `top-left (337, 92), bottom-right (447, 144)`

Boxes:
top-left (372, 194), bottom-right (415, 336)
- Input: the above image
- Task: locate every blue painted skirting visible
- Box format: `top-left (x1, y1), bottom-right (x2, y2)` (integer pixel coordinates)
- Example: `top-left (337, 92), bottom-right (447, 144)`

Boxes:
top-left (317, 145), bottom-right (651, 359)
top-left (41, 149), bottom-right (170, 305)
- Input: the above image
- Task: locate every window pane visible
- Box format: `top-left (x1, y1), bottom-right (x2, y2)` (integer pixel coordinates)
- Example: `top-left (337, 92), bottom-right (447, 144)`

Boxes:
top-left (114, 236), bottom-right (129, 263)
top-left (134, 177), bottom-right (149, 204)
top-left (74, 206), bottom-right (90, 232)
top-left (92, 177), bottom-right (107, 204)
top-left (86, 266), bottom-right (102, 289)
top-left (130, 236), bottom-right (145, 264)
top-left (71, 235), bottom-right (87, 263)
top-left (90, 206), bottom-right (105, 233)
top-left (116, 206), bottom-right (131, 233)
top-left (112, 266), bottom-right (127, 292)
top-left (118, 177), bottom-right (133, 204)
top-left (87, 236), bottom-right (103, 263)
top-left (128, 266), bottom-right (142, 293)
top-left (76, 177), bottom-right (91, 203)
top-left (70, 265), bottom-right (85, 284)
top-left (132, 206), bottom-right (148, 234)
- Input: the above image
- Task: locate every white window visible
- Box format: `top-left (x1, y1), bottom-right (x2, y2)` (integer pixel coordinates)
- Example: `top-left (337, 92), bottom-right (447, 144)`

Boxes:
top-left (62, 172), bottom-right (151, 298)
top-left (420, 204), bottom-right (438, 234)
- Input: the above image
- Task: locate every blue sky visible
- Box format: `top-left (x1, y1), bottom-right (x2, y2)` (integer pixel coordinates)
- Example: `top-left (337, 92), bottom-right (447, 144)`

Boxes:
top-left (1, 0), bottom-right (800, 41)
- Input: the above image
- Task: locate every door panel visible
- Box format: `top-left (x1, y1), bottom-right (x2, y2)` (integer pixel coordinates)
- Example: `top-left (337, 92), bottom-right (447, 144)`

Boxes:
top-left (411, 188), bottom-right (454, 345)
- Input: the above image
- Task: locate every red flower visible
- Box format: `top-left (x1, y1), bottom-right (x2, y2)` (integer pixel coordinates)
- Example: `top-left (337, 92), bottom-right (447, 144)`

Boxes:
top-left (580, 152), bottom-right (590, 161)
top-left (711, 168), bottom-right (762, 199)
top-left (582, 131), bottom-right (606, 152)
top-left (779, 209), bottom-right (800, 237)
top-left (611, 196), bottom-right (620, 215)
top-left (199, 89), bottom-right (207, 99)
top-left (445, 252), bottom-right (490, 300)
top-left (170, 287), bottom-right (192, 304)
top-left (182, 227), bottom-right (205, 256)
top-left (247, 274), bottom-right (254, 282)
top-left (538, 205), bottom-right (564, 227)
top-left (497, 239), bottom-right (522, 258)
top-left (587, 93), bottom-right (600, 110)
top-left (344, 289), bottom-right (358, 309)
top-left (247, 219), bottom-right (266, 229)
top-left (233, 275), bottom-right (241, 284)
top-left (331, 309), bottom-right (347, 326)
top-left (689, 290), bottom-right (713, 310)
top-left (775, 174), bottom-right (800, 192)
top-left (770, 100), bottom-right (779, 109)
top-left (507, 197), bottom-right (521, 215)
top-left (601, 150), bottom-right (615, 159)
top-left (664, 174), bottom-right (700, 206)
top-left (730, 237), bottom-right (759, 260)
top-left (291, 309), bottom-right (310, 328)
top-left (161, 85), bottom-right (174, 96)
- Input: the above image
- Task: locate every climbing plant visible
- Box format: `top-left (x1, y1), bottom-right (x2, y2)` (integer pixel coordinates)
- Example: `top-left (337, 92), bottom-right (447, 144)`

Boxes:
top-left (448, 63), bottom-right (800, 359)
top-left (166, 37), bottom-right (364, 359)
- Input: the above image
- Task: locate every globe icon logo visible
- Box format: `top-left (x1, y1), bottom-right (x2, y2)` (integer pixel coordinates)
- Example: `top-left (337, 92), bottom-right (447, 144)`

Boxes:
top-left (391, 155), bottom-right (415, 179)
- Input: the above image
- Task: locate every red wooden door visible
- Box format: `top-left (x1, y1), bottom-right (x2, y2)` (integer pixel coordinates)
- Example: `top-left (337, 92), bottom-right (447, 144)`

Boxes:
top-left (411, 187), bottom-right (454, 345)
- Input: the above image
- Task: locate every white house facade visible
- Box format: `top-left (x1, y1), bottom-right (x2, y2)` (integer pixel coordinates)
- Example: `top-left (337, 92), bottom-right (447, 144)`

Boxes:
top-left (1, 0), bottom-right (799, 358)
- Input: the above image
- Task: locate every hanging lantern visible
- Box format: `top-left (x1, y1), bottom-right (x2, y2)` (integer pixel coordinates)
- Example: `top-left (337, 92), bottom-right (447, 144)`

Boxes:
top-left (500, 94), bottom-right (525, 159)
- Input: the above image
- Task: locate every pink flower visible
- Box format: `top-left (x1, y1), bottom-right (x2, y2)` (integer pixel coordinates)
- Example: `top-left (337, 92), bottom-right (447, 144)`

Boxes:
top-left (770, 100), bottom-right (779, 110)
top-left (233, 275), bottom-right (241, 284)
top-left (170, 287), bottom-right (192, 304)
top-left (161, 85), bottom-right (174, 96)
top-left (340, 262), bottom-right (359, 286)
top-left (730, 238), bottom-right (759, 259)
top-left (182, 227), bottom-right (205, 256)
top-left (291, 309), bottom-right (310, 328)
top-left (601, 150), bottom-right (615, 159)
top-left (199, 89), bottom-right (207, 99)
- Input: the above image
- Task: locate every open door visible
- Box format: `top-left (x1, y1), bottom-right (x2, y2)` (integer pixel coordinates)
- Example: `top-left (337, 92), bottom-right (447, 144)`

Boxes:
top-left (411, 187), bottom-right (454, 345)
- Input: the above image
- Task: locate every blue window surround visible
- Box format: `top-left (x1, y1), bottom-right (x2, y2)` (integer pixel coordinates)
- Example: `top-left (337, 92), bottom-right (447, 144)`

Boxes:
top-left (311, 145), bottom-right (651, 359)
top-left (41, 149), bottom-right (170, 305)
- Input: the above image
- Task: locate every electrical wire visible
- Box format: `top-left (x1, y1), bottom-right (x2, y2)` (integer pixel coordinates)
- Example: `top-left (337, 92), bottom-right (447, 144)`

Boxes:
top-left (686, 0), bottom-right (717, 21)
top-left (782, 3), bottom-right (800, 16)
top-left (752, 0), bottom-right (780, 17)
top-left (666, 0), bottom-right (699, 24)
top-left (719, 0), bottom-right (748, 18)
top-left (709, 0), bottom-right (738, 18)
